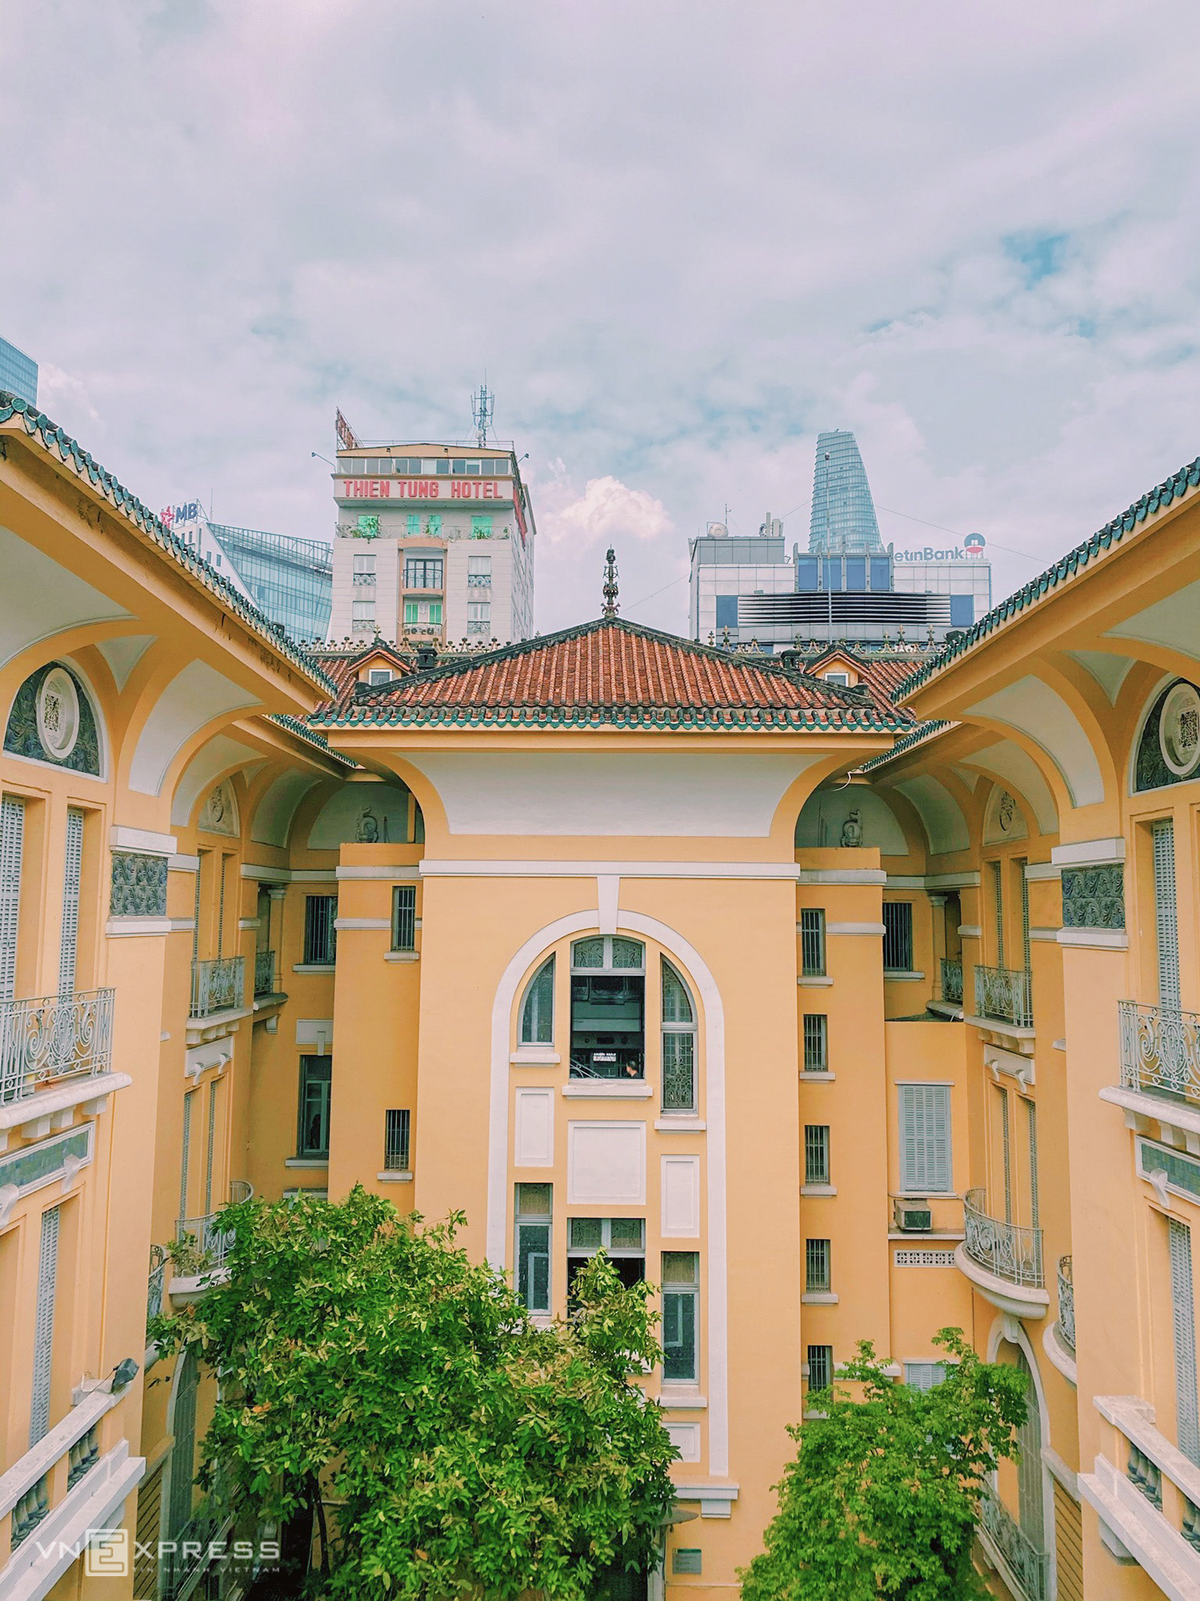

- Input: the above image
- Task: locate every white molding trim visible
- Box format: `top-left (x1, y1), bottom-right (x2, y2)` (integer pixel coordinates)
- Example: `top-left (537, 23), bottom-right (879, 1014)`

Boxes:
top-left (1029, 926), bottom-right (1061, 942)
top-left (105, 916), bottom-right (172, 937)
top-left (1024, 862), bottom-right (1062, 882)
top-left (884, 969), bottom-right (926, 982)
top-left (1041, 1445), bottom-right (1079, 1498)
top-left (886, 871), bottom-right (980, 890)
top-left (1057, 928), bottom-right (1129, 950)
top-left (510, 1048), bottom-right (561, 1066)
top-left (958, 925), bottom-right (982, 938)
top-left (168, 852), bottom-right (200, 874)
top-left (801, 1290), bottom-right (839, 1303)
top-left (110, 824), bottom-right (177, 856)
top-left (561, 1082), bottom-right (653, 1099)
top-left (487, 908), bottom-right (730, 1477)
top-left (336, 864), bottom-right (419, 881)
top-left (334, 917), bottom-right (390, 930)
top-left (240, 865), bottom-right (338, 884)
top-left (827, 921), bottom-right (885, 936)
top-left (0, 1440), bottom-right (145, 1599)
top-left (797, 867), bottom-right (887, 885)
top-left (422, 859), bottom-right (883, 883)
top-left (1080, 1453), bottom-right (1200, 1600)
top-left (1051, 837), bottom-right (1127, 867)
top-left (0, 1387), bottom-right (122, 1519)
top-left (655, 1117), bottom-right (707, 1131)
top-left (1042, 1319), bottom-right (1078, 1388)
top-left (597, 875), bottom-right (619, 936)
top-left (797, 975), bottom-right (834, 988)
top-left (168, 918), bottom-right (196, 933)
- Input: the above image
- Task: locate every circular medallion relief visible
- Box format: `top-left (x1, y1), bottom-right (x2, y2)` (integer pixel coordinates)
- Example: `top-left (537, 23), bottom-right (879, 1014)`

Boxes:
top-left (36, 667), bottom-right (80, 760)
top-left (1159, 683), bottom-right (1200, 777)
top-left (997, 792), bottom-right (1016, 833)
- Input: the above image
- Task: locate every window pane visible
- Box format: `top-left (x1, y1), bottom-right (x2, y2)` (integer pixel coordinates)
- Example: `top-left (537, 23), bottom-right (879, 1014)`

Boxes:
top-left (612, 938), bottom-right (644, 969)
top-left (521, 957), bottom-right (555, 1045)
top-left (662, 1030), bottom-right (695, 1112)
top-left (662, 1251), bottom-right (698, 1285)
top-left (807, 1345), bottom-right (833, 1393)
top-left (802, 1014), bottom-right (828, 1071)
top-left (516, 1182), bottom-right (552, 1217)
top-left (805, 1238), bottom-right (831, 1292)
top-left (800, 910), bottom-right (826, 976)
top-left (298, 1056), bottom-right (331, 1158)
top-left (899, 1085), bottom-right (951, 1192)
top-left (569, 1217), bottom-right (603, 1249)
top-left (384, 1109), bottom-right (410, 1171)
top-left (610, 1218), bottom-right (644, 1250)
top-left (391, 886), bottom-right (416, 951)
top-left (883, 902), bottom-right (914, 970)
top-left (517, 1222), bottom-right (550, 1312)
top-left (663, 1287), bottom-right (697, 1380)
top-left (804, 1125), bottom-right (830, 1186)
top-left (303, 896), bottom-right (337, 965)
top-left (571, 938), bottom-right (605, 969)
top-left (662, 960), bottom-right (693, 1023)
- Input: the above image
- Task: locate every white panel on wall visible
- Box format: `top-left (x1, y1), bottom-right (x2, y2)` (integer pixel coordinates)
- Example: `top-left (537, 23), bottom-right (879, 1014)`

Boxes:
top-left (514, 1088), bottom-right (555, 1168)
top-left (567, 1121), bottom-right (646, 1204)
top-left (662, 1154), bottom-right (701, 1237)
top-left (665, 1421), bottom-right (701, 1462)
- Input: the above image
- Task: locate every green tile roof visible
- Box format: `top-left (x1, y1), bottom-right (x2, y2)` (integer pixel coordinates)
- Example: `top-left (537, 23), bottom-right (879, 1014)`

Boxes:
top-left (0, 391), bottom-right (336, 696)
top-left (897, 454), bottom-right (1200, 698)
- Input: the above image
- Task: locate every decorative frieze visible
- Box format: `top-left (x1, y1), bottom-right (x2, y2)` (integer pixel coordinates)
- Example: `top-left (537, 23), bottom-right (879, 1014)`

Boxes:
top-left (3, 662), bottom-right (101, 775)
top-left (110, 851), bottom-right (168, 917)
top-left (1061, 864), bottom-right (1125, 930)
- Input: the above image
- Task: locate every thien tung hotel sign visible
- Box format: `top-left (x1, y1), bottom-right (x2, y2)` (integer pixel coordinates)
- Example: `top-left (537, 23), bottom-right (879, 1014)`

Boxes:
top-left (336, 476), bottom-right (513, 501)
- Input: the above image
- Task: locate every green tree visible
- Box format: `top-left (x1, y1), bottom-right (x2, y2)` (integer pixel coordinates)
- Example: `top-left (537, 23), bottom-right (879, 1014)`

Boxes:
top-left (739, 1330), bottom-right (1028, 1601)
top-left (151, 1186), bottom-right (677, 1599)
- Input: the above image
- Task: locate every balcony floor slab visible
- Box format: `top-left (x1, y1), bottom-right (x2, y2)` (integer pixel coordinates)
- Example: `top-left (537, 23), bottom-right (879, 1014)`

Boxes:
top-left (954, 1242), bottom-right (1049, 1321)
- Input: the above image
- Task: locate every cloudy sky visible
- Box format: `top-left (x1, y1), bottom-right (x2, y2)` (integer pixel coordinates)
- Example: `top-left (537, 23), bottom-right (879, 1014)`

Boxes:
top-left (5, 0), bottom-right (1200, 634)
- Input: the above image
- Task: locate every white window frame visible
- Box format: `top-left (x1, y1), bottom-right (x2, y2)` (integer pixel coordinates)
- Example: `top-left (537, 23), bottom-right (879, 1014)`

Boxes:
top-left (519, 956), bottom-right (555, 1046)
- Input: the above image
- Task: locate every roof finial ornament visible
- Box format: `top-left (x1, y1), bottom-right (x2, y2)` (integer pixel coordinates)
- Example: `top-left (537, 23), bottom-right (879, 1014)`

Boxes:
top-left (602, 547), bottom-right (620, 618)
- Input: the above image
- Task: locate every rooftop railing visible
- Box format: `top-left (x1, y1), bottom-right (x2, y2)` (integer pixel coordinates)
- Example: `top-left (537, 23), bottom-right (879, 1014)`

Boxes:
top-left (974, 963), bottom-right (1033, 1028)
top-left (189, 955), bottom-right (244, 1019)
top-left (1119, 999), bottom-right (1200, 1106)
top-left (963, 1188), bottom-right (1044, 1289)
top-left (0, 987), bottom-right (114, 1104)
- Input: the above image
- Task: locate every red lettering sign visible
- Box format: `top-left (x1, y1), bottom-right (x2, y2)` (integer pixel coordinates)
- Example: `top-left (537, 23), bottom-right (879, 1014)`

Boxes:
top-left (337, 476), bottom-right (513, 503)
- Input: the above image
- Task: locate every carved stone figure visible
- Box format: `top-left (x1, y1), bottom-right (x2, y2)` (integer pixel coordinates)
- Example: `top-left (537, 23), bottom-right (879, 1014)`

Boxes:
top-left (356, 806), bottom-right (380, 843)
top-left (840, 808), bottom-right (863, 848)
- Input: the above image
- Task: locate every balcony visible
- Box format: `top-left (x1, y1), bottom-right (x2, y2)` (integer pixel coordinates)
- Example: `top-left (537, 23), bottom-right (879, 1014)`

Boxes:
top-left (956, 1189), bottom-right (1049, 1320)
top-left (1118, 1000), bottom-right (1200, 1108)
top-left (1056, 1255), bottom-right (1075, 1352)
top-left (0, 987), bottom-right (115, 1105)
top-left (940, 957), bottom-right (963, 1006)
top-left (253, 948), bottom-right (277, 997)
top-left (466, 572), bottom-right (492, 588)
top-left (147, 1244), bottom-right (167, 1332)
top-left (973, 964), bottom-right (1033, 1029)
top-left (189, 955), bottom-right (245, 1019)
top-left (978, 1483), bottom-right (1049, 1601)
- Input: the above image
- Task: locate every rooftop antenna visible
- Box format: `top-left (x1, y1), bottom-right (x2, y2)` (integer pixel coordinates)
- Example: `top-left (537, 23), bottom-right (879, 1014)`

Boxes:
top-left (602, 547), bottom-right (619, 618)
top-left (472, 381), bottom-right (494, 447)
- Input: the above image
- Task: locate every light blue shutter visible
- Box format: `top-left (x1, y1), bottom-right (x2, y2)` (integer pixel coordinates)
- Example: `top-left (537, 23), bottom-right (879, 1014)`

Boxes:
top-left (1019, 859), bottom-right (1031, 974)
top-left (179, 1090), bottom-right (195, 1223)
top-left (58, 809), bottom-right (84, 996)
top-left (205, 1080), bottom-right (217, 1214)
top-left (0, 795), bottom-right (25, 1004)
top-left (900, 1085), bottom-right (950, 1193)
top-left (1027, 1100), bottom-right (1040, 1228)
top-left (1170, 1220), bottom-right (1200, 1466)
top-left (30, 1205), bottom-right (60, 1445)
top-left (1154, 821), bottom-right (1180, 1009)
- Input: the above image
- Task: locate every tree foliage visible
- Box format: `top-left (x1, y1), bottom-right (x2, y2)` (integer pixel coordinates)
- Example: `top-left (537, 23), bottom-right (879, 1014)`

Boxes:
top-left (151, 1186), bottom-right (677, 1599)
top-left (739, 1330), bottom-right (1028, 1601)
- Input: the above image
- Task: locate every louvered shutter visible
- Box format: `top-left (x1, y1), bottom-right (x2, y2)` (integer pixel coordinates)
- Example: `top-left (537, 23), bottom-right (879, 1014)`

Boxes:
top-left (0, 795), bottom-right (25, 1005)
top-left (167, 1353), bottom-right (198, 1536)
top-left (1015, 1348), bottom-right (1045, 1543)
top-left (1027, 1100), bottom-right (1040, 1228)
top-left (991, 860), bottom-right (1005, 966)
top-left (29, 1205), bottom-right (60, 1445)
top-left (205, 1081), bottom-right (217, 1214)
top-left (179, 1090), bottom-right (195, 1223)
top-left (1154, 821), bottom-right (1180, 1009)
top-left (900, 1085), bottom-right (950, 1193)
top-left (58, 809), bottom-right (84, 996)
top-left (1019, 859), bottom-right (1031, 974)
top-left (1170, 1219), bottom-right (1200, 1465)
top-left (999, 1088), bottom-right (1013, 1222)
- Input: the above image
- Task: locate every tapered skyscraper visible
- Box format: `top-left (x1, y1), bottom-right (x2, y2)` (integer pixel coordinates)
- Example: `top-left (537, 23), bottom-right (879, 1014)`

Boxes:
top-left (809, 430), bottom-right (883, 554)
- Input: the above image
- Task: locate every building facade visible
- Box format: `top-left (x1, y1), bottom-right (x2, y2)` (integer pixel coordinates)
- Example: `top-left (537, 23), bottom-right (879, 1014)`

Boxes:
top-left (809, 429), bottom-right (882, 554)
top-left (0, 341), bottom-right (38, 407)
top-left (2, 381), bottom-right (1200, 1601)
top-left (327, 443), bottom-right (536, 648)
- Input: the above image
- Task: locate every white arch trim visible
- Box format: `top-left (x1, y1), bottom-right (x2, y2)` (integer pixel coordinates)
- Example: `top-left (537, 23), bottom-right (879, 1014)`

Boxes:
top-left (986, 1313), bottom-right (1059, 1599)
top-left (488, 907), bottom-right (729, 1477)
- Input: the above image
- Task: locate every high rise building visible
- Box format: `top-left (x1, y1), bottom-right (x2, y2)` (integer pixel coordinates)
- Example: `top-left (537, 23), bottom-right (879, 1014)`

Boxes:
top-left (0, 336), bottom-right (37, 405)
top-left (809, 429), bottom-right (882, 554)
top-left (160, 499), bottom-right (333, 641)
top-left (327, 436), bottom-right (536, 647)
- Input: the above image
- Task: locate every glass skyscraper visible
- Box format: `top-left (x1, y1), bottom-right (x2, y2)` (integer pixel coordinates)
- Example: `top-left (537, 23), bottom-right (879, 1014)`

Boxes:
top-left (0, 337), bottom-right (38, 406)
top-left (809, 430), bottom-right (882, 554)
top-left (208, 523), bottom-right (333, 642)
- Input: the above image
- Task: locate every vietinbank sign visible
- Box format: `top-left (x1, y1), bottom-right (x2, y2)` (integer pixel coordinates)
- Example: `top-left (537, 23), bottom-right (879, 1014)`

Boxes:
top-left (895, 532), bottom-right (987, 562)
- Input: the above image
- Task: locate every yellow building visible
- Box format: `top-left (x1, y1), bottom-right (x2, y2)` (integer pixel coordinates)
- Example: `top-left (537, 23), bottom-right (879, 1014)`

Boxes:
top-left (2, 384), bottom-right (1200, 1601)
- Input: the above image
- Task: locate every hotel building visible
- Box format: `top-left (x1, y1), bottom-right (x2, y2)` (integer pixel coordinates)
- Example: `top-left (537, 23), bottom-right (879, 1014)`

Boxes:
top-left (1, 380), bottom-right (1199, 1601)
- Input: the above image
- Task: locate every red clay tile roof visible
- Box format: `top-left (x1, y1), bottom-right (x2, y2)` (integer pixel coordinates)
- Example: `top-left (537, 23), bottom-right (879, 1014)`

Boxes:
top-left (312, 619), bottom-right (915, 733)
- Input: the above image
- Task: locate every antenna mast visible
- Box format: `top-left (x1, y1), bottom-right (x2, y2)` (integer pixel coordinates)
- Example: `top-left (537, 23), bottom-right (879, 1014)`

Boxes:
top-left (472, 382), bottom-right (494, 447)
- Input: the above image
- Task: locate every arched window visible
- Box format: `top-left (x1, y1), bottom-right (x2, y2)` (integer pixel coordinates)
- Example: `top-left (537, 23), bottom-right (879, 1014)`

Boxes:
top-left (570, 937), bottom-right (645, 1079)
top-left (520, 956), bottom-right (555, 1046)
top-left (661, 960), bottom-right (696, 1112)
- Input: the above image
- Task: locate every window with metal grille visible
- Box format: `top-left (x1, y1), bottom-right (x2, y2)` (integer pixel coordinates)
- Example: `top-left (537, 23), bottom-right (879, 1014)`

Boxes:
top-left (29, 1205), bottom-right (60, 1445)
top-left (800, 909), bottom-right (826, 976)
top-left (1170, 1219), bottom-right (1200, 1465)
top-left (904, 1361), bottom-right (947, 1390)
top-left (303, 895), bottom-right (337, 965)
top-left (662, 1252), bottom-right (698, 1381)
top-left (404, 557), bottom-right (444, 590)
top-left (807, 1344), bottom-right (833, 1394)
top-left (520, 957), bottom-right (554, 1045)
top-left (802, 1014), bottom-right (828, 1071)
top-left (297, 1056), bottom-right (332, 1159)
top-left (805, 1238), bottom-right (831, 1292)
top-left (59, 809), bottom-right (83, 995)
top-left (882, 902), bottom-right (913, 971)
top-left (1154, 820), bottom-right (1180, 1009)
top-left (662, 959), bottom-right (696, 1112)
top-left (898, 1084), bottom-right (951, 1193)
top-left (804, 1125), bottom-right (830, 1186)
top-left (391, 885), bottom-right (416, 951)
top-left (515, 1183), bottom-right (551, 1314)
top-left (0, 794), bottom-right (26, 1005)
top-left (384, 1109), bottom-right (410, 1172)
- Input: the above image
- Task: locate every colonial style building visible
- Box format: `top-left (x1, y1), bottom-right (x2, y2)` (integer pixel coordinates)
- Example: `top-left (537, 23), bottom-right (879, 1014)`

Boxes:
top-left (2, 384), bottom-right (1200, 1601)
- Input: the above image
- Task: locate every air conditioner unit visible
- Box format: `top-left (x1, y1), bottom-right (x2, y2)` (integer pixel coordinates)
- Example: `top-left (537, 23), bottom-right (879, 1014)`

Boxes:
top-left (894, 1197), bottom-right (933, 1232)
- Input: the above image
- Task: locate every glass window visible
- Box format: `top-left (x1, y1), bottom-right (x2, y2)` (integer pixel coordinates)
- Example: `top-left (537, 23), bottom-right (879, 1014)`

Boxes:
top-left (436, 458), bottom-right (450, 474)
top-left (823, 671), bottom-right (849, 685)
top-left (568, 1218), bottom-right (646, 1301)
top-left (805, 1125), bottom-right (831, 1186)
top-left (297, 1056), bottom-right (332, 1159)
top-left (468, 602), bottom-right (491, 622)
top-left (468, 555), bottom-right (492, 576)
top-left (883, 902), bottom-right (914, 970)
top-left (405, 558), bottom-right (443, 590)
top-left (800, 909), bottom-right (826, 976)
top-left (661, 959), bottom-right (696, 1112)
top-left (570, 937), bottom-right (645, 1080)
top-left (520, 957), bottom-right (555, 1045)
top-left (367, 668), bottom-right (391, 685)
top-left (516, 1183), bottom-right (552, 1313)
top-left (384, 1109), bottom-right (410, 1172)
top-left (391, 886), bottom-right (416, 952)
top-left (805, 1238), bottom-right (831, 1293)
top-left (802, 1014), bottom-right (828, 1072)
top-left (303, 895), bottom-right (337, 965)
top-left (353, 553), bottom-right (376, 573)
top-left (807, 1344), bottom-right (833, 1395)
top-left (662, 1252), bottom-right (698, 1381)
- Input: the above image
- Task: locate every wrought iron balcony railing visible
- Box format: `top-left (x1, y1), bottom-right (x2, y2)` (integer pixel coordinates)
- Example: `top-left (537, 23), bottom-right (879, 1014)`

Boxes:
top-left (253, 949), bottom-right (277, 997)
top-left (1057, 1255), bottom-right (1075, 1353)
top-left (940, 957), bottom-right (963, 1005)
top-left (978, 1483), bottom-right (1049, 1600)
top-left (1119, 999), bottom-right (1200, 1106)
top-left (0, 987), bottom-right (115, 1104)
top-left (963, 1188), bottom-right (1045, 1289)
top-left (974, 963), bottom-right (1033, 1028)
top-left (147, 1244), bottom-right (167, 1330)
top-left (189, 955), bottom-right (245, 1018)
top-left (175, 1211), bottom-right (236, 1269)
